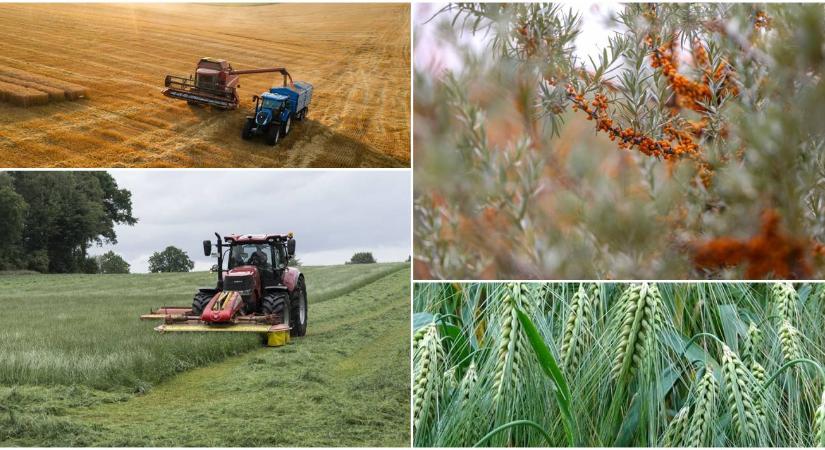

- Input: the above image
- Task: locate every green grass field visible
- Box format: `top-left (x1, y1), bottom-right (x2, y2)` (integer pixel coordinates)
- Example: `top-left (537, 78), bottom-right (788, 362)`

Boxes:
top-left (0, 263), bottom-right (410, 446)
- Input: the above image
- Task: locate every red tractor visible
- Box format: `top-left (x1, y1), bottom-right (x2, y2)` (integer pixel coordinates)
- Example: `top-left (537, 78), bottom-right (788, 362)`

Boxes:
top-left (141, 232), bottom-right (307, 345)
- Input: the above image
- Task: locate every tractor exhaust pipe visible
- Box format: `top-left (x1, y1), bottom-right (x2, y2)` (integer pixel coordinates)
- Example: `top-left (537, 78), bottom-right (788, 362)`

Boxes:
top-left (215, 232), bottom-right (224, 289)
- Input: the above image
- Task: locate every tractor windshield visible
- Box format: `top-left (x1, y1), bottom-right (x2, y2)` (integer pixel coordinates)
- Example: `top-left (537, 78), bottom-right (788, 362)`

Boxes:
top-left (262, 97), bottom-right (282, 110)
top-left (196, 74), bottom-right (217, 90)
top-left (228, 244), bottom-right (277, 269)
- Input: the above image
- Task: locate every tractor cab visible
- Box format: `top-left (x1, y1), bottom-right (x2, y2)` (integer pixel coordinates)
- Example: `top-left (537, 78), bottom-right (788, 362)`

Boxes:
top-left (194, 58), bottom-right (231, 92)
top-left (253, 92), bottom-right (288, 127)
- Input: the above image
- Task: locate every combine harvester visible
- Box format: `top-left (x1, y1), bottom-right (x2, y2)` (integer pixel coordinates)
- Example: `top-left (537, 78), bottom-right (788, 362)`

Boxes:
top-left (162, 58), bottom-right (294, 110)
top-left (141, 233), bottom-right (307, 347)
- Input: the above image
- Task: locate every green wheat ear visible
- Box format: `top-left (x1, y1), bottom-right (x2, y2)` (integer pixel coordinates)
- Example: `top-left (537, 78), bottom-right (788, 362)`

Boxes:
top-left (741, 321), bottom-right (762, 365)
top-left (771, 282), bottom-right (798, 322)
top-left (814, 390), bottom-right (825, 447)
top-left (721, 343), bottom-right (762, 445)
top-left (413, 324), bottom-right (444, 435)
top-left (661, 406), bottom-right (690, 447)
top-left (492, 283), bottom-right (532, 404)
top-left (686, 369), bottom-right (718, 447)
top-left (560, 284), bottom-right (592, 374)
top-left (778, 319), bottom-right (803, 363)
top-left (611, 283), bottom-right (662, 383)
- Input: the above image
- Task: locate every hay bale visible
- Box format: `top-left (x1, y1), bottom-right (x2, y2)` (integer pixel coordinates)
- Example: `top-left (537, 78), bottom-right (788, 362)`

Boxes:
top-left (0, 67), bottom-right (88, 100)
top-left (0, 80), bottom-right (49, 106)
top-left (0, 75), bottom-right (64, 101)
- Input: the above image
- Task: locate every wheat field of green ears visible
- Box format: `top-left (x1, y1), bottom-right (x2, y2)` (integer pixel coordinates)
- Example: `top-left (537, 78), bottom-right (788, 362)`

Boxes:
top-left (413, 282), bottom-right (825, 447)
top-left (0, 263), bottom-right (410, 446)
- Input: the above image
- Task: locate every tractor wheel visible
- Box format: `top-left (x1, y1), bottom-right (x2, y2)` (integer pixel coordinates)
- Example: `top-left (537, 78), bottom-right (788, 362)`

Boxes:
top-left (241, 119), bottom-right (254, 140)
top-left (290, 278), bottom-right (307, 337)
top-left (262, 291), bottom-right (287, 318)
top-left (265, 125), bottom-right (280, 146)
top-left (283, 116), bottom-right (292, 136)
top-left (191, 291), bottom-right (213, 316)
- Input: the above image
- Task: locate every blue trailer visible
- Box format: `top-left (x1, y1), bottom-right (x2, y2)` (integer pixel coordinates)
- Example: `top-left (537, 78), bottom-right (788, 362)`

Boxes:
top-left (242, 81), bottom-right (313, 145)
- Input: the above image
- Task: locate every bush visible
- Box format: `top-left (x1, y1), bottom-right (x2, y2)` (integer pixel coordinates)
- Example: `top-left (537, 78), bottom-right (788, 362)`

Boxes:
top-left (98, 251), bottom-right (130, 274)
top-left (349, 252), bottom-right (377, 264)
top-left (414, 4), bottom-right (825, 279)
top-left (80, 257), bottom-right (99, 274)
top-left (26, 250), bottom-right (49, 274)
top-left (148, 246), bottom-right (194, 273)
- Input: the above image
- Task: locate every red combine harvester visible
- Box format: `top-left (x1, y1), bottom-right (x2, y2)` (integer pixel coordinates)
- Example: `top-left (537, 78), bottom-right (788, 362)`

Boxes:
top-left (162, 58), bottom-right (293, 110)
top-left (140, 232), bottom-right (307, 347)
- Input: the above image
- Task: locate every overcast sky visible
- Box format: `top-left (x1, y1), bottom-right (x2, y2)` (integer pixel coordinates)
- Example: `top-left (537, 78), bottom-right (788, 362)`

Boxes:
top-left (415, 3), bottom-right (619, 74)
top-left (91, 170), bottom-right (410, 273)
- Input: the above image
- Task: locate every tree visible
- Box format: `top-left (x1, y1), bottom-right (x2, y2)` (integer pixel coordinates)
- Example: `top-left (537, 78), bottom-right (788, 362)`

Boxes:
top-left (349, 252), bottom-right (377, 264)
top-left (98, 251), bottom-right (130, 274)
top-left (288, 256), bottom-right (302, 267)
top-left (9, 172), bottom-right (137, 273)
top-left (148, 246), bottom-right (194, 273)
top-left (0, 173), bottom-right (27, 270)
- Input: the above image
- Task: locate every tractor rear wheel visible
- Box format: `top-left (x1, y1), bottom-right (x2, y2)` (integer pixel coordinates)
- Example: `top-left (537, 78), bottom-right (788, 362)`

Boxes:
top-left (192, 291), bottom-right (213, 316)
top-left (241, 118), bottom-right (254, 140)
top-left (265, 125), bottom-right (280, 146)
top-left (290, 278), bottom-right (307, 337)
top-left (262, 291), bottom-right (287, 319)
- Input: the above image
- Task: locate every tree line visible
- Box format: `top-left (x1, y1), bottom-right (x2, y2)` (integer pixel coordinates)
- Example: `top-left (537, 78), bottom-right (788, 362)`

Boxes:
top-left (0, 172), bottom-right (136, 273)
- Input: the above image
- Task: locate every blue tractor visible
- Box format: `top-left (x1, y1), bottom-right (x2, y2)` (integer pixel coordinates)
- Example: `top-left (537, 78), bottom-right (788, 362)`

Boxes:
top-left (242, 81), bottom-right (313, 145)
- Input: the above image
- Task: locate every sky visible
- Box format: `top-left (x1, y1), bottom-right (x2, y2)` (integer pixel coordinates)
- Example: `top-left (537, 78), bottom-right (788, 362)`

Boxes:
top-left (91, 170), bottom-right (411, 273)
top-left (414, 2), bottom-right (620, 74)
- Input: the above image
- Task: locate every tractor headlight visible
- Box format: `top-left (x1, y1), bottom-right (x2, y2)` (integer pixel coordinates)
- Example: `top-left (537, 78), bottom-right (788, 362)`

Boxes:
top-left (255, 111), bottom-right (270, 126)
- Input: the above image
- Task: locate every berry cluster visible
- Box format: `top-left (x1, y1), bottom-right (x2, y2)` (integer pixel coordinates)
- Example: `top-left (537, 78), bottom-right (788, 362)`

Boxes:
top-left (566, 86), bottom-right (699, 161)
top-left (691, 209), bottom-right (813, 279)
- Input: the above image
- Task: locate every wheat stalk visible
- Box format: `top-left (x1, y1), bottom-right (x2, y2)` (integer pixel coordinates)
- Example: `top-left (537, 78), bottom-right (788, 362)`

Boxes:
top-left (661, 406), bottom-right (690, 447)
top-left (413, 324), bottom-right (444, 434)
top-left (686, 369), bottom-right (718, 447)
top-left (721, 343), bottom-right (762, 444)
top-left (611, 283), bottom-right (663, 382)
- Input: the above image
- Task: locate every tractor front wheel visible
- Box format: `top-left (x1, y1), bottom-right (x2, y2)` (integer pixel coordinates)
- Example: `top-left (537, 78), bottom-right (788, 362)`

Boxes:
top-left (290, 278), bottom-right (307, 337)
top-left (241, 118), bottom-right (254, 140)
top-left (192, 291), bottom-right (213, 316)
top-left (262, 291), bottom-right (287, 318)
top-left (265, 125), bottom-right (280, 146)
top-left (283, 116), bottom-right (292, 136)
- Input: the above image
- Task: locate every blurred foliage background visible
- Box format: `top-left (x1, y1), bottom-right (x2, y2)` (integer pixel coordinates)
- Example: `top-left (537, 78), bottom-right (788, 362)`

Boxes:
top-left (413, 3), bottom-right (825, 280)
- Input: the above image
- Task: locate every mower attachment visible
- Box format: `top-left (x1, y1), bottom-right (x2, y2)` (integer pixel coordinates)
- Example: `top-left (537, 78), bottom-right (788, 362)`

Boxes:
top-left (140, 306), bottom-right (290, 347)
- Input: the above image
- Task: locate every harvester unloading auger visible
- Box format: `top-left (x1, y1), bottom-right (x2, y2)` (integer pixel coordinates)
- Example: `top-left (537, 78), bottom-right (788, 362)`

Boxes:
top-left (140, 233), bottom-right (307, 347)
top-left (162, 58), bottom-right (293, 110)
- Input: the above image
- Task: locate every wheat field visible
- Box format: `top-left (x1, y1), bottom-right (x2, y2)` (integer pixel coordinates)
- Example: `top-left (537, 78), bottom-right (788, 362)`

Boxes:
top-left (0, 3), bottom-right (410, 168)
top-left (413, 282), bottom-right (825, 447)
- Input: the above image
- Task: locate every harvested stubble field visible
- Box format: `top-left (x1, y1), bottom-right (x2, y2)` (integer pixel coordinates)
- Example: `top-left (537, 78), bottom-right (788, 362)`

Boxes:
top-left (0, 3), bottom-right (410, 168)
top-left (0, 263), bottom-right (410, 446)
